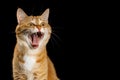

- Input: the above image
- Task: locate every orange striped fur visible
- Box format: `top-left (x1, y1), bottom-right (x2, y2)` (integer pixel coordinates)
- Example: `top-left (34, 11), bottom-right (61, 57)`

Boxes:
top-left (12, 8), bottom-right (59, 80)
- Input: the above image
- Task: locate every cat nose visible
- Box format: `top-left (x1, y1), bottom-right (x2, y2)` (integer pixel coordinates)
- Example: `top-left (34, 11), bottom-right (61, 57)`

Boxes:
top-left (36, 25), bottom-right (41, 31)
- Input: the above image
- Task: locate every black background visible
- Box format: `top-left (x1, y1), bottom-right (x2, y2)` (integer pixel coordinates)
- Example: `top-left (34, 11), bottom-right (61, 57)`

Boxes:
top-left (0, 0), bottom-right (110, 80)
top-left (0, 0), bottom-right (67, 80)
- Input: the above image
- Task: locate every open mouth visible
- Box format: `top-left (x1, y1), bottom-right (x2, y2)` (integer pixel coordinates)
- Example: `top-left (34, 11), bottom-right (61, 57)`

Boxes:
top-left (29, 31), bottom-right (44, 48)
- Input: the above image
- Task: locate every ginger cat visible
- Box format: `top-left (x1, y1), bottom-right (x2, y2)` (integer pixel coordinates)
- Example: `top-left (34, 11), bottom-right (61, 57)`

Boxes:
top-left (12, 8), bottom-right (59, 80)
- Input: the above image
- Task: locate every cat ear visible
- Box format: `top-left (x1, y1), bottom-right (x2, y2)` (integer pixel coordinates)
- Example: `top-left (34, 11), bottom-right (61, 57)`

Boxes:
top-left (17, 8), bottom-right (28, 24)
top-left (41, 8), bottom-right (49, 22)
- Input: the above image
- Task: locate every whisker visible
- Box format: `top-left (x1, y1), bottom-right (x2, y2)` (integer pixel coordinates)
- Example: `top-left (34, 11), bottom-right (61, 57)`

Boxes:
top-left (49, 31), bottom-right (63, 49)
top-left (49, 37), bottom-right (56, 49)
top-left (50, 35), bottom-right (60, 47)
top-left (51, 32), bottom-right (62, 42)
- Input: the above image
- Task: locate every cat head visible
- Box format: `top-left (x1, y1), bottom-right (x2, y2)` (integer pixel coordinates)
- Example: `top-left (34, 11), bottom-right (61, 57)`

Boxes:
top-left (16, 8), bottom-right (51, 49)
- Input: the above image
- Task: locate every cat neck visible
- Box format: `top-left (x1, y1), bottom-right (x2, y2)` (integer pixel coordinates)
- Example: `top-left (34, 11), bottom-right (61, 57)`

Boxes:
top-left (15, 43), bottom-right (47, 56)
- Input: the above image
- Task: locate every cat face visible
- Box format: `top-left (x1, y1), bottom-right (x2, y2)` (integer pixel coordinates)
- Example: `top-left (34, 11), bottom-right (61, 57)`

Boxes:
top-left (16, 8), bottom-right (51, 49)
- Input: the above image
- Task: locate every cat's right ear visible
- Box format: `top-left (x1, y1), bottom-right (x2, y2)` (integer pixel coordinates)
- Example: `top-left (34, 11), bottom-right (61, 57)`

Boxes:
top-left (17, 8), bottom-right (28, 24)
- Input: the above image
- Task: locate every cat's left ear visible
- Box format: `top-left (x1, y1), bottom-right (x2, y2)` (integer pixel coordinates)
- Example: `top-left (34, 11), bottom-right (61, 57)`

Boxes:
top-left (40, 8), bottom-right (49, 22)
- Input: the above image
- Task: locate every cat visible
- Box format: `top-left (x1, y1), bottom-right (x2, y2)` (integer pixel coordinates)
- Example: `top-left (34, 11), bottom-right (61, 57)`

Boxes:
top-left (12, 8), bottom-right (59, 80)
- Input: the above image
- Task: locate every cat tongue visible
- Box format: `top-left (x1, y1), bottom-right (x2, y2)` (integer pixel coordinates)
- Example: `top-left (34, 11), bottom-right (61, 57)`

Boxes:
top-left (32, 33), bottom-right (39, 47)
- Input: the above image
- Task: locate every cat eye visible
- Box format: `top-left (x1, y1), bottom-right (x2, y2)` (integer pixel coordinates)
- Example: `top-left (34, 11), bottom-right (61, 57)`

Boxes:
top-left (22, 29), bottom-right (31, 34)
top-left (29, 23), bottom-right (35, 26)
top-left (41, 22), bottom-right (45, 26)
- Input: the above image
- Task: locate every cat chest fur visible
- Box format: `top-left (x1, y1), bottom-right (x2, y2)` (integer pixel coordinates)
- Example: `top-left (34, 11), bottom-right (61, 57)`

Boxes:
top-left (23, 54), bottom-right (36, 71)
